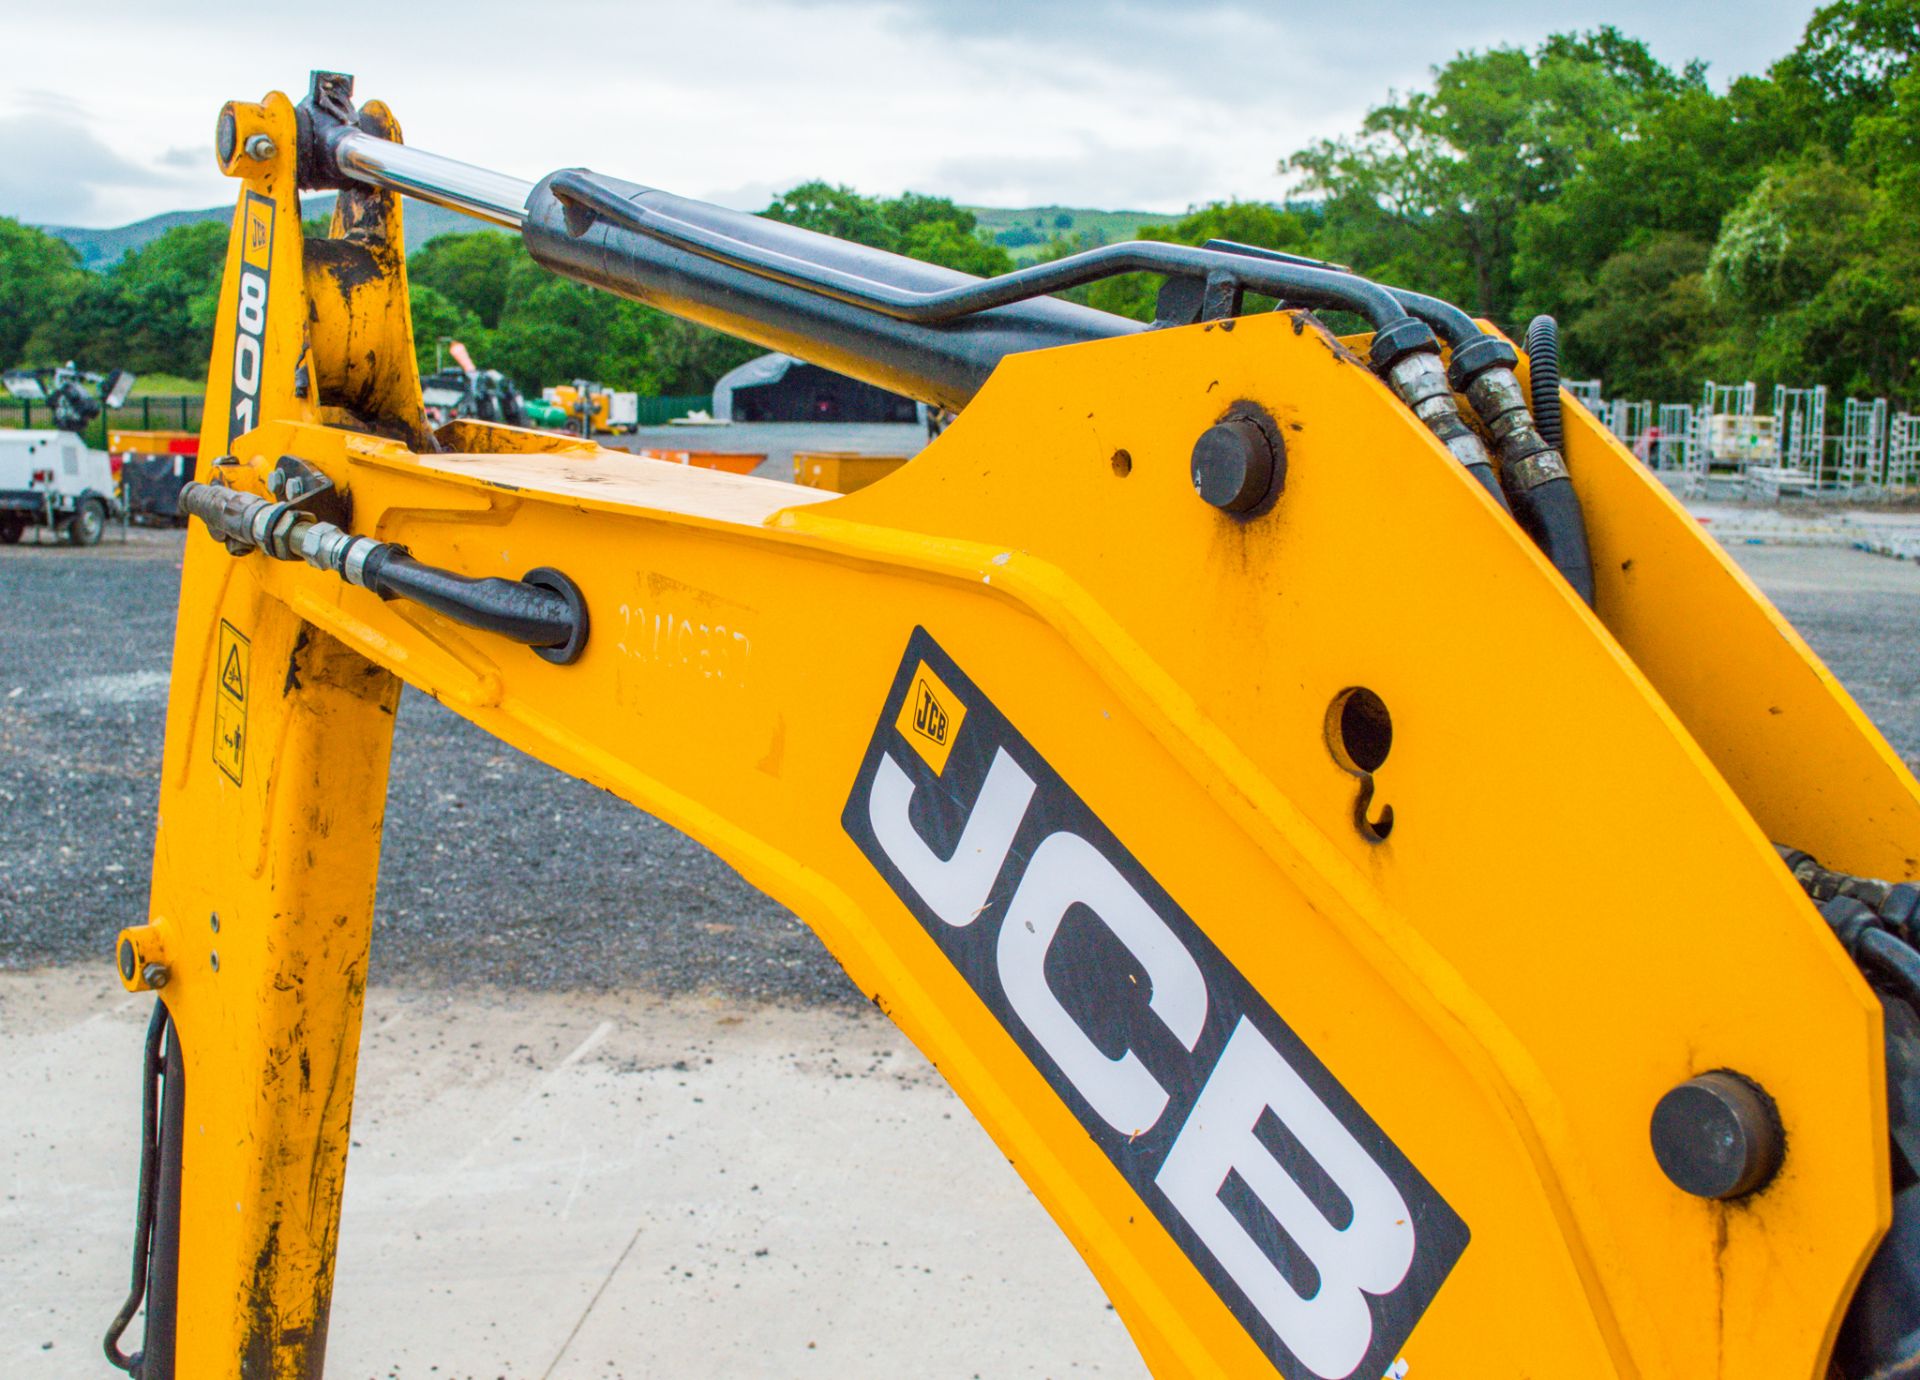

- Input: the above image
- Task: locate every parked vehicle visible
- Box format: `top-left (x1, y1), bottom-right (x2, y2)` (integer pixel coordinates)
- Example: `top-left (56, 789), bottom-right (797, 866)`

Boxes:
top-left (0, 364), bottom-right (134, 545)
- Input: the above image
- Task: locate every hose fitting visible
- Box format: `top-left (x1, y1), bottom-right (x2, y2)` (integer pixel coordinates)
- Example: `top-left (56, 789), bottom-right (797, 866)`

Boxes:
top-left (1382, 352), bottom-right (1506, 504)
top-left (179, 480), bottom-right (588, 661)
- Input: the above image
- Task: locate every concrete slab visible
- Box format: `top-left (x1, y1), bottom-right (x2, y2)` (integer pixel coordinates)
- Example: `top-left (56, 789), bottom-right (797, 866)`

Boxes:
top-left (0, 971), bottom-right (1146, 1380)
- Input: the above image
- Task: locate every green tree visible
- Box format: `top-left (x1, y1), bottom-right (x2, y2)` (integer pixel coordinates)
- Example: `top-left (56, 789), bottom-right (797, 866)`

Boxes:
top-left (900, 220), bottom-right (1013, 277)
top-left (1705, 154), bottom-right (1920, 394)
top-left (1774, 0), bottom-right (1920, 150)
top-left (407, 284), bottom-right (489, 378)
top-left (643, 315), bottom-right (761, 396)
top-left (0, 218), bottom-right (86, 369)
top-left (1040, 200), bottom-right (1313, 322)
top-left (764, 183), bottom-right (1013, 275)
top-left (408, 231), bottom-right (520, 328)
top-left (763, 181), bottom-right (901, 249)
top-left (1288, 28), bottom-right (1686, 320)
top-left (1562, 233), bottom-right (1719, 398)
top-left (25, 220), bottom-right (229, 377)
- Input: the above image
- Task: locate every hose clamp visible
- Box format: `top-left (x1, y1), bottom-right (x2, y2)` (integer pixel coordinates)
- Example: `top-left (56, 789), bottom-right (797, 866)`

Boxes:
top-left (1506, 451), bottom-right (1570, 492)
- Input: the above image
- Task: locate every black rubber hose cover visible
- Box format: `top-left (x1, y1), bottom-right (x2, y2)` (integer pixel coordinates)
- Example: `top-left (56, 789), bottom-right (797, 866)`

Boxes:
top-left (361, 548), bottom-right (579, 649)
top-left (1525, 315), bottom-right (1565, 450)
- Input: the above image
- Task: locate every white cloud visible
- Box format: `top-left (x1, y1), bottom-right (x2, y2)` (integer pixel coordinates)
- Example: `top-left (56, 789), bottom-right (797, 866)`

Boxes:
top-left (0, 0), bottom-right (1814, 228)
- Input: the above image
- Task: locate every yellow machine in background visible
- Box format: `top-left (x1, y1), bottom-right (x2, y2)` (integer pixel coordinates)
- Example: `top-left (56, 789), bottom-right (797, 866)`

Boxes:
top-left (792, 448), bottom-right (911, 493)
top-left (102, 71), bottom-right (1920, 1380)
top-left (542, 380), bottom-right (638, 434)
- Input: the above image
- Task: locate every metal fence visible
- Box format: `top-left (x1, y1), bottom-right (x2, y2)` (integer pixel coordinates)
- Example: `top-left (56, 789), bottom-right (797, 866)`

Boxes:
top-left (630, 393), bottom-right (711, 427)
top-left (0, 393), bottom-right (720, 440)
top-left (0, 396), bottom-right (204, 448)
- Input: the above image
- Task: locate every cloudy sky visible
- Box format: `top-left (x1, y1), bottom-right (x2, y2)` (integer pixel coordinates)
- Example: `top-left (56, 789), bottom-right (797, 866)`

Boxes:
top-left (3, 0), bottom-right (1812, 228)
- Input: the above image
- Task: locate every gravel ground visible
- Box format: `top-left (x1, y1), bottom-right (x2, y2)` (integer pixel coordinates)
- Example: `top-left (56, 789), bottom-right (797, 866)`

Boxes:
top-left (0, 527), bottom-right (836, 1002)
top-left (2, 524), bottom-right (1915, 999)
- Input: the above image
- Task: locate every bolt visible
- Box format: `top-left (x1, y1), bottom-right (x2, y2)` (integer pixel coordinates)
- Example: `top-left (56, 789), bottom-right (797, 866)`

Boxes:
top-left (216, 108), bottom-right (239, 166)
top-left (118, 939), bottom-right (136, 981)
top-left (244, 133), bottom-right (277, 162)
top-left (1650, 1070), bottom-right (1783, 1200)
top-left (1190, 417), bottom-right (1281, 513)
top-left (210, 951), bottom-right (221, 973)
top-left (210, 912), bottom-right (221, 933)
top-left (142, 963), bottom-right (170, 990)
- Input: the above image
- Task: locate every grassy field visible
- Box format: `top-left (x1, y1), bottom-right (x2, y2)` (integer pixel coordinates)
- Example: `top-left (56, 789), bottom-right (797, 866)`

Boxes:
top-left (967, 205), bottom-right (1181, 261)
top-left (128, 373), bottom-right (205, 397)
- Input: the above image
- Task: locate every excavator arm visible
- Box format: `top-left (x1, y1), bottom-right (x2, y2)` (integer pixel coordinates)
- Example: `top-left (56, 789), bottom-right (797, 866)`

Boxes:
top-left (104, 73), bottom-right (1920, 1379)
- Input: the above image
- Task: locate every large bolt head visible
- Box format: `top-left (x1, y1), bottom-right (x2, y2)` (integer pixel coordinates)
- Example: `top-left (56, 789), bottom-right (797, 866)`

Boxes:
top-left (1190, 417), bottom-right (1280, 513)
top-left (1651, 1070), bottom-right (1783, 1200)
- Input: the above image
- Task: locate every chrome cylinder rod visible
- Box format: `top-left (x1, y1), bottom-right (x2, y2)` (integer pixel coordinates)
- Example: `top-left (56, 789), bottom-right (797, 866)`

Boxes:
top-left (331, 130), bottom-right (534, 229)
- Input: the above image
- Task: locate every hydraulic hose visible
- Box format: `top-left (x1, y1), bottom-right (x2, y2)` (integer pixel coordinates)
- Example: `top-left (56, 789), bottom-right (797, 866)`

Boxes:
top-left (103, 1004), bottom-right (169, 1375)
top-left (547, 171), bottom-right (1417, 331)
top-left (1525, 315), bottom-right (1565, 449)
top-left (1201, 240), bottom-right (1598, 605)
top-left (296, 73), bottom-right (1482, 515)
top-left (178, 479), bottom-right (589, 663)
top-left (526, 170), bottom-right (1453, 414)
top-left (1194, 240), bottom-right (1506, 505)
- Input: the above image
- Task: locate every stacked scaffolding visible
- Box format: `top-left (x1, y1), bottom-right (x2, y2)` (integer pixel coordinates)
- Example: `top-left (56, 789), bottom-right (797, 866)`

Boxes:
top-left (1567, 379), bottom-right (1605, 413)
top-left (1841, 396), bottom-right (1889, 488)
top-left (1654, 404), bottom-right (1697, 477)
top-left (1891, 413), bottom-right (1919, 493)
top-left (1554, 373), bottom-right (1911, 500)
top-left (1603, 399), bottom-right (1654, 455)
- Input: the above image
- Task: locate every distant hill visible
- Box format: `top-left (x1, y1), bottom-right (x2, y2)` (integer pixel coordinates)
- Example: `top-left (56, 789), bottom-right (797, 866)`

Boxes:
top-left (40, 196), bottom-right (505, 268)
top-left (42, 197), bottom-right (1186, 270)
top-left (970, 205), bottom-right (1182, 261)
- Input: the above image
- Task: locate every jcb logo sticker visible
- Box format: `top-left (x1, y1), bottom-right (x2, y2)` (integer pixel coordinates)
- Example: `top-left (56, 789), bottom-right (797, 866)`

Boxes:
top-left (895, 661), bottom-right (964, 774)
top-left (228, 192), bottom-right (274, 445)
top-left (844, 629), bottom-right (1466, 1380)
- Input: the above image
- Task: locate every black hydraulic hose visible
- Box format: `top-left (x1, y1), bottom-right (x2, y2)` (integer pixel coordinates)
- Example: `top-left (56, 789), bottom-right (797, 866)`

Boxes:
top-left (1504, 315), bottom-right (1592, 605)
top-left (103, 1004), bottom-right (168, 1374)
top-left (1860, 928), bottom-right (1920, 1008)
top-left (1821, 895), bottom-right (1920, 1008)
top-left (1253, 249), bottom-right (1597, 608)
top-left (1516, 478), bottom-right (1596, 605)
top-left (1193, 239), bottom-right (1509, 509)
top-left (547, 171), bottom-right (1418, 333)
top-left (1200, 239), bottom-right (1487, 352)
top-left (1525, 315), bottom-right (1565, 449)
top-left (1195, 244), bottom-right (1599, 613)
top-left (356, 547), bottom-right (576, 648)
top-left (178, 481), bottom-right (591, 663)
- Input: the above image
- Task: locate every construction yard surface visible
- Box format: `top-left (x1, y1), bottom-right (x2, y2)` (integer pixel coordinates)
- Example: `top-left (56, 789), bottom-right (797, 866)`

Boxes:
top-left (2, 511), bottom-right (1917, 1378)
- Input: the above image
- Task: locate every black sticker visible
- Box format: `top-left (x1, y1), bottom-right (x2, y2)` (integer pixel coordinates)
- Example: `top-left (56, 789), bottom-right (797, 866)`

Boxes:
top-left (227, 191), bottom-right (274, 446)
top-left (843, 628), bottom-right (1466, 1380)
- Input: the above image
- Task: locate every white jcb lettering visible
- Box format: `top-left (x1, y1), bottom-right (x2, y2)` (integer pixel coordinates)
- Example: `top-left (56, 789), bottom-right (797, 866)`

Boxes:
top-left (237, 270), bottom-right (267, 333)
top-left (868, 747), bottom-right (1035, 928)
top-left (233, 331), bottom-right (261, 396)
top-left (997, 831), bottom-right (1207, 1136)
top-left (1155, 1017), bottom-right (1415, 1380)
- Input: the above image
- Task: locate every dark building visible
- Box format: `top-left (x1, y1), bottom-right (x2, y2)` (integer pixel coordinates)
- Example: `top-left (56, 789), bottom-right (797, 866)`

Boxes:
top-left (713, 354), bottom-right (923, 424)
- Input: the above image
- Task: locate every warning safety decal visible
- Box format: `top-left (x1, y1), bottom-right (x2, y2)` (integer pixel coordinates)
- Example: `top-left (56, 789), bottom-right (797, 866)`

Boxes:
top-left (842, 628), bottom-right (1467, 1380)
top-left (213, 619), bottom-right (249, 785)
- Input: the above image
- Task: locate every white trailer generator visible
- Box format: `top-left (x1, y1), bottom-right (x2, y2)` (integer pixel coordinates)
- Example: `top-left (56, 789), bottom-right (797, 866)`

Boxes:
top-left (1, 364), bottom-right (133, 546)
top-left (0, 429), bottom-right (123, 545)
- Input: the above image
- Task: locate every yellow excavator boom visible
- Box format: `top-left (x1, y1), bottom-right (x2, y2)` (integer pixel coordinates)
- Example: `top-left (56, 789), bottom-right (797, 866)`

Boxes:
top-left (103, 71), bottom-right (1920, 1380)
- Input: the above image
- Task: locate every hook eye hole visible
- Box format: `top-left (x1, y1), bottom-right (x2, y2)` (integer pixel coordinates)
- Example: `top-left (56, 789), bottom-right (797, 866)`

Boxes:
top-left (1326, 686), bottom-right (1393, 775)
